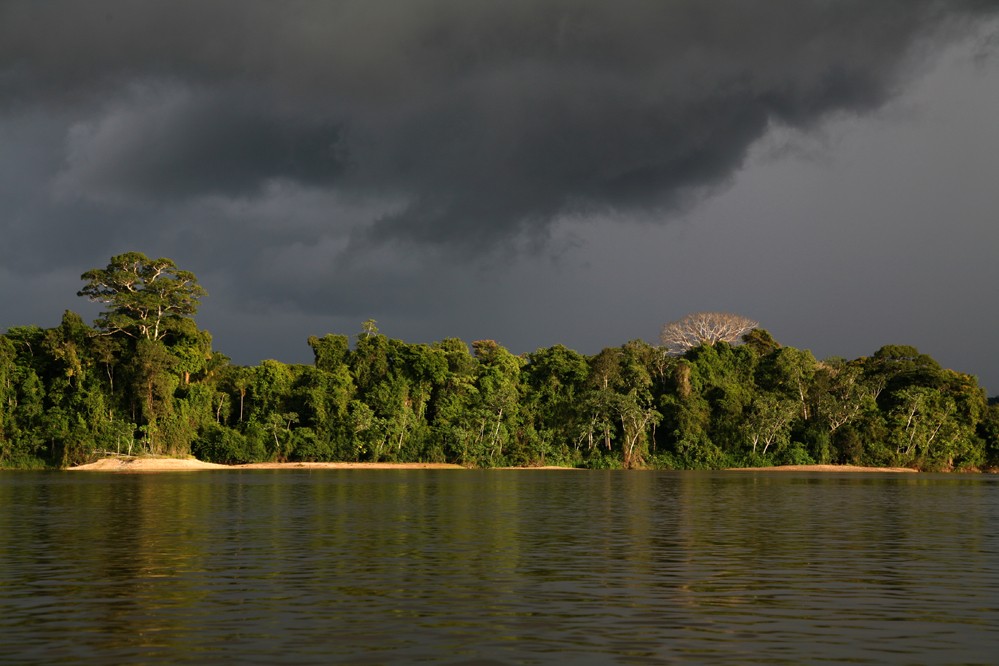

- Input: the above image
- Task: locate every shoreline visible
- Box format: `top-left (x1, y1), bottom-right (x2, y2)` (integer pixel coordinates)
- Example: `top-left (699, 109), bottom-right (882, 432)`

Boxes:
top-left (67, 457), bottom-right (466, 472)
top-left (724, 464), bottom-right (917, 473)
top-left (66, 457), bottom-right (921, 474)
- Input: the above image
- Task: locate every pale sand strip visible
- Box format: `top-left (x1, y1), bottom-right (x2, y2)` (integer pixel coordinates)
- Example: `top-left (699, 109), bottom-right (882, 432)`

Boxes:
top-left (67, 458), bottom-right (917, 473)
top-left (238, 461), bottom-right (464, 470)
top-left (726, 464), bottom-right (916, 473)
top-left (69, 457), bottom-right (228, 472)
top-left (68, 457), bottom-right (463, 472)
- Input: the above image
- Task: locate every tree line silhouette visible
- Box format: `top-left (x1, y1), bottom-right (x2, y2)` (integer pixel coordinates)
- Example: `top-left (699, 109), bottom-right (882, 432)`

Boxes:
top-left (2, 253), bottom-right (996, 470)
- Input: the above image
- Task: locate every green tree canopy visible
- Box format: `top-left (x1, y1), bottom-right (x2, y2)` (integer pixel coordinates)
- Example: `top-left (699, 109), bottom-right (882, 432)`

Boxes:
top-left (78, 252), bottom-right (206, 341)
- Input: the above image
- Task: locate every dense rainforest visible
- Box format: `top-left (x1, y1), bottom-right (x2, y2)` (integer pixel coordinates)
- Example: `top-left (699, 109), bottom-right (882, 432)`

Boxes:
top-left (2, 253), bottom-right (997, 471)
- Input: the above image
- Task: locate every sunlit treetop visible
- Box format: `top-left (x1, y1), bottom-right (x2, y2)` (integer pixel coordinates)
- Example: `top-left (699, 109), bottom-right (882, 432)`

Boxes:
top-left (660, 312), bottom-right (759, 356)
top-left (78, 251), bottom-right (206, 342)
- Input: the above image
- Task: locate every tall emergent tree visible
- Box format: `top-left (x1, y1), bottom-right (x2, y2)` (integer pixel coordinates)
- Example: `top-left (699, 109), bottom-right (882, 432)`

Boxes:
top-left (78, 252), bottom-right (206, 341)
top-left (660, 312), bottom-right (758, 355)
top-left (77, 252), bottom-right (211, 455)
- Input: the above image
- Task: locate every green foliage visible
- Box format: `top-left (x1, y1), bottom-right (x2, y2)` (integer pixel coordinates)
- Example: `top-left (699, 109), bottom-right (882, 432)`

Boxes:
top-left (464, 340), bottom-right (523, 466)
top-left (523, 344), bottom-right (589, 466)
top-left (1, 254), bottom-right (996, 471)
top-left (776, 442), bottom-right (816, 466)
top-left (582, 451), bottom-right (625, 469)
top-left (193, 424), bottom-right (265, 464)
top-left (78, 252), bottom-right (206, 342)
top-left (741, 328), bottom-right (781, 357)
top-left (979, 403), bottom-right (999, 469)
top-left (308, 334), bottom-right (350, 372)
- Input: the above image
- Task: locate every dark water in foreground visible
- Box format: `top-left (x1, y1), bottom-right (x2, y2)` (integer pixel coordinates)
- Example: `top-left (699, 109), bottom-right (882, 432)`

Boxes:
top-left (1, 470), bottom-right (997, 665)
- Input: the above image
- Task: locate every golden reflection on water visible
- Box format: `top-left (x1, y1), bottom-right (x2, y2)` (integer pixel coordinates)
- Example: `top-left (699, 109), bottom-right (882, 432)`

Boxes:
top-left (1, 470), bottom-right (997, 664)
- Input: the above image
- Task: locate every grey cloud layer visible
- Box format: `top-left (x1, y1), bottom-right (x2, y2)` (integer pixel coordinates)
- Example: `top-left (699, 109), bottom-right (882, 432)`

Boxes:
top-left (4, 0), bottom-right (994, 252)
top-left (3, 1), bottom-right (999, 393)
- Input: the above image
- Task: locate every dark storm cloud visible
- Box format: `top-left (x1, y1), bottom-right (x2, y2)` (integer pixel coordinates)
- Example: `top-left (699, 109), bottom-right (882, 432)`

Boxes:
top-left (55, 83), bottom-right (347, 202)
top-left (2, 0), bottom-right (995, 252)
top-left (3, 0), bottom-right (999, 392)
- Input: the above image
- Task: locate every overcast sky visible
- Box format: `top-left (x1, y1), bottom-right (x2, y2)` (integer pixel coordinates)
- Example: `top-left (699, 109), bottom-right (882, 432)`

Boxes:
top-left (2, 1), bottom-right (998, 393)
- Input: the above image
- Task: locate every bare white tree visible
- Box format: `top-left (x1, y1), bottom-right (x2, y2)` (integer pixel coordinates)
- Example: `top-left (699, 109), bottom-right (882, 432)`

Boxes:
top-left (660, 312), bottom-right (758, 355)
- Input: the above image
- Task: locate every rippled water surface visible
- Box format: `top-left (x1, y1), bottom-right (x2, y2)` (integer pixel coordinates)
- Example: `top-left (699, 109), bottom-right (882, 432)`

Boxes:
top-left (2, 470), bottom-right (998, 664)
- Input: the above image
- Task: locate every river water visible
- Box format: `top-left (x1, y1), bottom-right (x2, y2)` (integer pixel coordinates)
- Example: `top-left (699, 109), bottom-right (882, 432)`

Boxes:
top-left (1, 470), bottom-right (997, 664)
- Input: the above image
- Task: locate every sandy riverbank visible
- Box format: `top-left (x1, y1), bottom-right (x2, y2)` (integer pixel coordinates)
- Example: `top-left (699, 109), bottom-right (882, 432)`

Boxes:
top-left (726, 464), bottom-right (917, 473)
top-left (68, 457), bottom-right (464, 472)
top-left (68, 458), bottom-right (921, 473)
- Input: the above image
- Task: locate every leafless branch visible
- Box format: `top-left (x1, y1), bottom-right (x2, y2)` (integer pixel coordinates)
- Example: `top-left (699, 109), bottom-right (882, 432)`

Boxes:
top-left (659, 312), bottom-right (758, 355)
